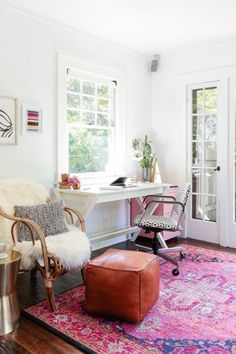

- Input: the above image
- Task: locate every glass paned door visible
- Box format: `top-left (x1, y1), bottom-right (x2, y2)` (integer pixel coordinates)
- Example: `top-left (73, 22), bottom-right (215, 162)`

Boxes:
top-left (188, 83), bottom-right (219, 243)
top-left (192, 86), bottom-right (217, 222)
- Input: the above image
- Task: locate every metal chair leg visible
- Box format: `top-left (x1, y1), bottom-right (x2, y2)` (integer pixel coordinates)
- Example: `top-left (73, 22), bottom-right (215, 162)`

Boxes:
top-left (152, 232), bottom-right (158, 255)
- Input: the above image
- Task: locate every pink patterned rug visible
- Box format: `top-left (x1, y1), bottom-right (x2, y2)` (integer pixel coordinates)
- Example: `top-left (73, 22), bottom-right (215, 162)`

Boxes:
top-left (23, 245), bottom-right (236, 353)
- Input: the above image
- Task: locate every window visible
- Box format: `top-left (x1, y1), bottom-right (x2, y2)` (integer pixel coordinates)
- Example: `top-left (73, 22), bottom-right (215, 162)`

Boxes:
top-left (57, 56), bottom-right (125, 180)
top-left (191, 86), bottom-right (217, 222)
top-left (67, 70), bottom-right (116, 174)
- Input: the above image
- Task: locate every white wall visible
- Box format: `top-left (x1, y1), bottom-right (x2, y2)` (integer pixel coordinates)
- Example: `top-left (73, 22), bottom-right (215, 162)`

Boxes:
top-left (152, 39), bottom-right (236, 183)
top-left (0, 6), bottom-right (154, 248)
top-left (0, 6), bottom-right (152, 188)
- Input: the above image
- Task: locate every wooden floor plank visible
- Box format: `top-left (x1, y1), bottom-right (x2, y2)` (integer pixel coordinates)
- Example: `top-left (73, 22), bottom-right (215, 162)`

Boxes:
top-left (6, 318), bottom-right (82, 354)
top-left (0, 339), bottom-right (31, 354)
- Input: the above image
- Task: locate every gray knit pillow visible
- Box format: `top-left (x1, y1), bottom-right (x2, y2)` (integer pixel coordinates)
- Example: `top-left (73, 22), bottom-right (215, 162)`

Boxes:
top-left (14, 200), bottom-right (68, 241)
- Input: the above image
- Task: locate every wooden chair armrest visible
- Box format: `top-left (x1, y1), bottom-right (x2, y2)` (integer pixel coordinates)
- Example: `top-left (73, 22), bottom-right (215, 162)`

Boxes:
top-left (64, 206), bottom-right (85, 232)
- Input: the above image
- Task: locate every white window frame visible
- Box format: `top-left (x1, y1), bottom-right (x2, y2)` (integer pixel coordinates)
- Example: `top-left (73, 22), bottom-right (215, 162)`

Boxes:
top-left (57, 55), bottom-right (126, 184)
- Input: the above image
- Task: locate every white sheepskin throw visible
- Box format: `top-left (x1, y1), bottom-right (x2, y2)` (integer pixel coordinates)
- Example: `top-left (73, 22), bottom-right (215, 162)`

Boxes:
top-left (0, 179), bottom-right (48, 244)
top-left (13, 225), bottom-right (91, 271)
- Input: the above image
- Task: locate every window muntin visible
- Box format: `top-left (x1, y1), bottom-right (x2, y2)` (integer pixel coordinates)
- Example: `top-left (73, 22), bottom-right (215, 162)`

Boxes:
top-left (66, 74), bottom-right (116, 174)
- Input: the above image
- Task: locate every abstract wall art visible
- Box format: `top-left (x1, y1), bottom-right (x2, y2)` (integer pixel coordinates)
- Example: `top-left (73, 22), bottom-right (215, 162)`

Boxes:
top-left (0, 96), bottom-right (17, 145)
top-left (22, 105), bottom-right (42, 133)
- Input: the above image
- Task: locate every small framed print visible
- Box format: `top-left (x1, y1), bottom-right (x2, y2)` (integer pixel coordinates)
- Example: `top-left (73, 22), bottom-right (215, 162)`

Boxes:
top-left (0, 96), bottom-right (17, 145)
top-left (22, 105), bottom-right (42, 133)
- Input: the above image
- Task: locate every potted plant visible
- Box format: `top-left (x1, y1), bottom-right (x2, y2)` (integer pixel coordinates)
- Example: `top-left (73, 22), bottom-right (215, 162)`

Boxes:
top-left (132, 135), bottom-right (156, 182)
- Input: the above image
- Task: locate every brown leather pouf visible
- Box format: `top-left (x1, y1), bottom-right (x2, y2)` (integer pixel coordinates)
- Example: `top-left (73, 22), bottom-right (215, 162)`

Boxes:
top-left (85, 248), bottom-right (160, 323)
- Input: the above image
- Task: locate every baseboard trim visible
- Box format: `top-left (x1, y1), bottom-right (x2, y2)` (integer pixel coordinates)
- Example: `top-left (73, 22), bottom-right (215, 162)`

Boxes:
top-left (90, 234), bottom-right (128, 250)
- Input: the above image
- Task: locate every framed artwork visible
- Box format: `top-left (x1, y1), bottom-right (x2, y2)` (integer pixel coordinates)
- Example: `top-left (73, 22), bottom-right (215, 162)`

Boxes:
top-left (0, 96), bottom-right (17, 145)
top-left (22, 105), bottom-right (42, 133)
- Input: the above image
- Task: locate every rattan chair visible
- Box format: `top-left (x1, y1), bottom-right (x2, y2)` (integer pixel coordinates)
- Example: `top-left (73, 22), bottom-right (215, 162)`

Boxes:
top-left (0, 179), bottom-right (91, 311)
top-left (134, 183), bottom-right (191, 275)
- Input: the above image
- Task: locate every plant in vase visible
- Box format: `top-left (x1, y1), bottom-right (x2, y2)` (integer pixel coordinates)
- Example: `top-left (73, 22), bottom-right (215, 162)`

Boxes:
top-left (132, 135), bottom-right (156, 182)
top-left (67, 175), bottom-right (80, 189)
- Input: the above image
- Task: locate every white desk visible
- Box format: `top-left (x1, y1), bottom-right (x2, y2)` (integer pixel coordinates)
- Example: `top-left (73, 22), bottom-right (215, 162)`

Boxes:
top-left (54, 182), bottom-right (169, 249)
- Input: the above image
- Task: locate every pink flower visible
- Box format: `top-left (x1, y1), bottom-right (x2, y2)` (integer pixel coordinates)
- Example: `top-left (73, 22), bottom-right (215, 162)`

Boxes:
top-left (67, 176), bottom-right (80, 187)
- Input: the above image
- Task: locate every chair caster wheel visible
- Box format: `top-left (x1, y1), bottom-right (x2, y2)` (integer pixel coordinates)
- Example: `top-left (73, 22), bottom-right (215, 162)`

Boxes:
top-left (172, 268), bottom-right (179, 276)
top-left (180, 252), bottom-right (186, 260)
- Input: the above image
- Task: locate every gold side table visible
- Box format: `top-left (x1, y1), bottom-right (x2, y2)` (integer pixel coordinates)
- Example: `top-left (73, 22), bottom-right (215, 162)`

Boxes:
top-left (0, 250), bottom-right (21, 335)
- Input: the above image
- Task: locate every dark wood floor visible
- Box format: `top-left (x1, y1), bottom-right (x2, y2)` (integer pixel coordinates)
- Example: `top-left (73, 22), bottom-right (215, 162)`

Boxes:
top-left (1, 237), bottom-right (236, 353)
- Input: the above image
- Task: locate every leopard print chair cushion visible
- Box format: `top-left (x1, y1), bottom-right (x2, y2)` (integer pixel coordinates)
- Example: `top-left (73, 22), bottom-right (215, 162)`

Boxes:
top-left (134, 183), bottom-right (191, 231)
top-left (134, 214), bottom-right (181, 231)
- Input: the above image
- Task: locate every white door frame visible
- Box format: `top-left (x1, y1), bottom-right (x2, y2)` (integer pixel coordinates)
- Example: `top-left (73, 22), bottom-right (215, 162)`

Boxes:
top-left (187, 81), bottom-right (220, 244)
top-left (229, 78), bottom-right (236, 248)
top-left (179, 68), bottom-right (229, 246)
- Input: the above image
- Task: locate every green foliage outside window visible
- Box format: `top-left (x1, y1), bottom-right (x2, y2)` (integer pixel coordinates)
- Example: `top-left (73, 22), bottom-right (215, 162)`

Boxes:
top-left (67, 76), bottom-right (113, 173)
top-left (69, 128), bottom-right (109, 173)
top-left (67, 78), bottom-right (80, 92)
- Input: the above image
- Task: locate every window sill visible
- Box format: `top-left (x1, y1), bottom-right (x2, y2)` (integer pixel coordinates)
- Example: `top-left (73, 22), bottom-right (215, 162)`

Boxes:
top-left (77, 174), bottom-right (121, 186)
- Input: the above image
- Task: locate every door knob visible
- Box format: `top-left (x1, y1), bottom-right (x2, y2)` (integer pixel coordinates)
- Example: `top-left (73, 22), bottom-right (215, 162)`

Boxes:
top-left (214, 166), bottom-right (220, 171)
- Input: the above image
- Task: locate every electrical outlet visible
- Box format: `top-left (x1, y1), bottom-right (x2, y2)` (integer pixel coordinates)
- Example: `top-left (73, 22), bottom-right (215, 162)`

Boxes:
top-left (102, 217), bottom-right (108, 227)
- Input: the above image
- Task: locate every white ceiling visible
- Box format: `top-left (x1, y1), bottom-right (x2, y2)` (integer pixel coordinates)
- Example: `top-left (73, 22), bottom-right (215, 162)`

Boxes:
top-left (2, 0), bottom-right (236, 56)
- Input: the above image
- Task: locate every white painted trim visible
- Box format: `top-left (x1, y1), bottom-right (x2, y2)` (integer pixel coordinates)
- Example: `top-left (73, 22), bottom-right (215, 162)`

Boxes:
top-left (68, 69), bottom-right (117, 87)
top-left (91, 234), bottom-right (129, 250)
top-left (179, 68), bottom-right (230, 245)
top-left (57, 54), bottom-right (126, 182)
top-left (178, 79), bottom-right (188, 184)
top-left (228, 78), bottom-right (236, 248)
top-left (216, 77), bottom-right (229, 247)
top-left (188, 81), bottom-right (220, 245)
top-left (57, 56), bottom-right (68, 175)
top-left (179, 62), bottom-right (236, 77)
